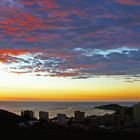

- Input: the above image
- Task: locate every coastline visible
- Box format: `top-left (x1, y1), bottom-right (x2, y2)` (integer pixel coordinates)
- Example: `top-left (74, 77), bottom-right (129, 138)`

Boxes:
top-left (0, 103), bottom-right (140, 139)
top-left (0, 101), bottom-right (132, 118)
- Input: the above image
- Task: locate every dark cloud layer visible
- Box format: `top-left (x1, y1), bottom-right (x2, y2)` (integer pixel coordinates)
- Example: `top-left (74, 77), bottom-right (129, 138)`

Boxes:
top-left (0, 0), bottom-right (140, 78)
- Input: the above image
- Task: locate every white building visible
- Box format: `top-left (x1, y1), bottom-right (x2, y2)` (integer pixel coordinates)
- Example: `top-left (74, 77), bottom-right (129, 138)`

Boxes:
top-left (74, 111), bottom-right (85, 123)
top-left (57, 114), bottom-right (66, 125)
top-left (133, 103), bottom-right (140, 123)
top-left (39, 111), bottom-right (49, 121)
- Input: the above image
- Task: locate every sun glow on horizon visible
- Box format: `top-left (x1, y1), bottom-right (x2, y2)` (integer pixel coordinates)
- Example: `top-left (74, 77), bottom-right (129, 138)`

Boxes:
top-left (0, 68), bottom-right (140, 101)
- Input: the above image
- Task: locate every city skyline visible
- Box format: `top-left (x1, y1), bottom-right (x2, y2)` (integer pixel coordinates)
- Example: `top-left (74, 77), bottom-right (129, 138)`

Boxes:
top-left (0, 0), bottom-right (140, 101)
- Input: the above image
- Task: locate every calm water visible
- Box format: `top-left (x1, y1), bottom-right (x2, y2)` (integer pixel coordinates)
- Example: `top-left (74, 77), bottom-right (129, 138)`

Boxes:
top-left (0, 101), bottom-right (136, 118)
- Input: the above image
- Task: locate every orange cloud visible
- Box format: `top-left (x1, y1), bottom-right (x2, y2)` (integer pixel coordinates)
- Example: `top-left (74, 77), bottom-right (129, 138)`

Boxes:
top-left (20, 0), bottom-right (59, 9)
top-left (0, 49), bottom-right (30, 56)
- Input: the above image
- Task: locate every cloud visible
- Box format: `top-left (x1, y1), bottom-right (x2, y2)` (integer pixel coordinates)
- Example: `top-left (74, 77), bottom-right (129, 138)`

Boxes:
top-left (116, 0), bottom-right (140, 6)
top-left (0, 0), bottom-right (22, 7)
top-left (0, 47), bottom-right (139, 78)
top-left (0, 0), bottom-right (139, 79)
top-left (74, 47), bottom-right (138, 57)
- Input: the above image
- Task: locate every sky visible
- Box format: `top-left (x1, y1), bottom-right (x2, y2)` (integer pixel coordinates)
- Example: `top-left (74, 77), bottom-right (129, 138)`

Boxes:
top-left (0, 0), bottom-right (140, 101)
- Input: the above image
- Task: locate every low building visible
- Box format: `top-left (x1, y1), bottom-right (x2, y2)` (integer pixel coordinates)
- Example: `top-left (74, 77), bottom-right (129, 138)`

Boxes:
top-left (39, 111), bottom-right (49, 121)
top-left (21, 110), bottom-right (34, 120)
top-left (57, 114), bottom-right (66, 125)
top-left (74, 111), bottom-right (85, 123)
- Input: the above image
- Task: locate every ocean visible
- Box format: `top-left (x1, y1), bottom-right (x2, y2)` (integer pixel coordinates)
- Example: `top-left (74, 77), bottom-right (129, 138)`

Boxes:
top-left (0, 101), bottom-right (136, 118)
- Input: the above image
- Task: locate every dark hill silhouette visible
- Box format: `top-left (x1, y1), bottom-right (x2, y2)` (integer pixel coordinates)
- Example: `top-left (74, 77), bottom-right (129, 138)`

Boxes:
top-left (0, 109), bottom-right (21, 127)
top-left (95, 104), bottom-right (123, 111)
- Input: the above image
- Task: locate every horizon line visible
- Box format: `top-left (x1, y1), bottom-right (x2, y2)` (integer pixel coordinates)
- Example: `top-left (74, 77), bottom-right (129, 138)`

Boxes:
top-left (0, 99), bottom-right (139, 102)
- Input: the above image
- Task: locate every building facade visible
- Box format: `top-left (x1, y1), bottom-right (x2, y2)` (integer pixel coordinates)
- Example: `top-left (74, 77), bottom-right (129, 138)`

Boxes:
top-left (74, 111), bottom-right (85, 123)
top-left (57, 114), bottom-right (66, 125)
top-left (21, 110), bottom-right (34, 120)
top-left (39, 111), bottom-right (49, 121)
top-left (133, 103), bottom-right (140, 123)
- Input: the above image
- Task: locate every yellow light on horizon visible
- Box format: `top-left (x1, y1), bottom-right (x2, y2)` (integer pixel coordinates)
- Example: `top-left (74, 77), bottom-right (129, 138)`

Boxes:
top-left (0, 69), bottom-right (140, 101)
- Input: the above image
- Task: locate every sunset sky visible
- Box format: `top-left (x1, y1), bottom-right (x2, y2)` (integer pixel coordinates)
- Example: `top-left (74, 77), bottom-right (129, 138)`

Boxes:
top-left (0, 0), bottom-right (140, 101)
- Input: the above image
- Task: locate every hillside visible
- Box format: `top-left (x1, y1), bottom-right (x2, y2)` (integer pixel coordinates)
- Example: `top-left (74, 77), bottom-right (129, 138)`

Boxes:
top-left (95, 104), bottom-right (123, 111)
top-left (0, 109), bottom-right (21, 127)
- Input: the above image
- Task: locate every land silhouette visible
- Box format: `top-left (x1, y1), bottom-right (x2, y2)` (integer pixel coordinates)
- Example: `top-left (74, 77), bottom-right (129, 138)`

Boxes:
top-left (0, 106), bottom-right (140, 139)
